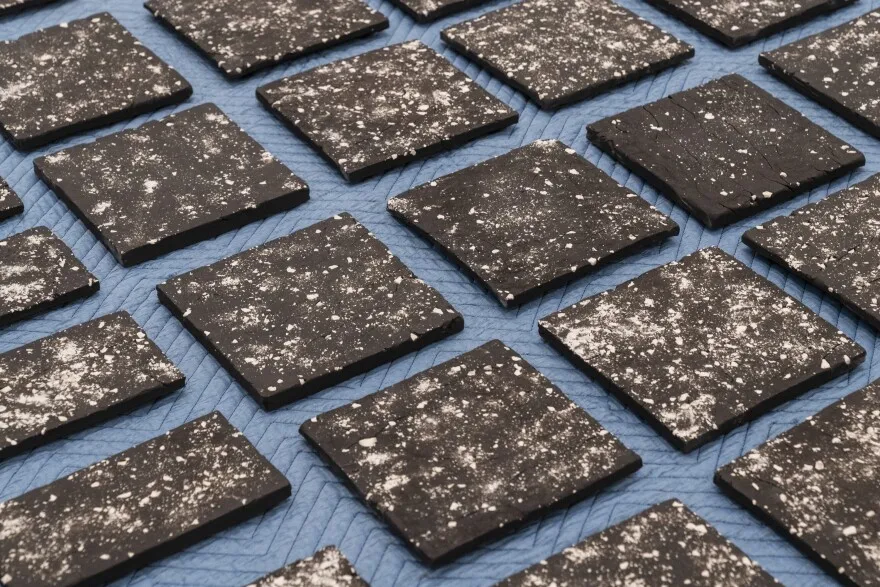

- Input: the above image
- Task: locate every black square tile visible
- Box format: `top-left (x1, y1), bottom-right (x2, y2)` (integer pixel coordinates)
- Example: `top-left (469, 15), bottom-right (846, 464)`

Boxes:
top-left (247, 547), bottom-right (368, 587)
top-left (0, 177), bottom-right (23, 222)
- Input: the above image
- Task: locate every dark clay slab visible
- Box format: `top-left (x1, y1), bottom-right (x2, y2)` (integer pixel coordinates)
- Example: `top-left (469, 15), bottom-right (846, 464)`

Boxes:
top-left (539, 247), bottom-right (864, 452)
top-left (0, 411), bottom-right (290, 587)
top-left (0, 0), bottom-right (61, 18)
top-left (0, 178), bottom-right (22, 222)
top-left (145, 0), bottom-right (389, 78)
top-left (246, 547), bottom-right (369, 587)
top-left (744, 173), bottom-right (880, 332)
top-left (388, 140), bottom-right (679, 307)
top-left (158, 213), bottom-right (463, 411)
top-left (588, 74), bottom-right (865, 228)
top-left (760, 10), bottom-right (880, 139)
top-left (34, 103), bottom-right (309, 267)
top-left (0, 227), bottom-right (98, 329)
top-left (0, 13), bottom-right (192, 151)
top-left (301, 340), bottom-right (642, 565)
top-left (496, 500), bottom-right (779, 586)
top-left (644, 0), bottom-right (855, 47)
top-left (441, 0), bottom-right (694, 110)
top-left (0, 311), bottom-right (184, 461)
top-left (390, 0), bottom-right (491, 22)
top-left (716, 380), bottom-right (880, 587)
top-left (256, 40), bottom-right (518, 182)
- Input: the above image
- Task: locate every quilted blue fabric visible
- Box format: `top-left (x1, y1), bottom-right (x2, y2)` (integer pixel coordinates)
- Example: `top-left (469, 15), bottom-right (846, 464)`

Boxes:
top-left (0, 0), bottom-right (877, 585)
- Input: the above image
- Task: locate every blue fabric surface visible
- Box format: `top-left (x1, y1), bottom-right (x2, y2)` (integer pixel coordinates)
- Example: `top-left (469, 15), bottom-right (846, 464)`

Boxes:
top-left (0, 0), bottom-right (877, 585)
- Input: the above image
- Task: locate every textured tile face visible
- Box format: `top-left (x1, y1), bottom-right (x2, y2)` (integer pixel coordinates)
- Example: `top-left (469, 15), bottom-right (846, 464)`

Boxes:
top-left (0, 0), bottom-right (60, 17)
top-left (158, 214), bottom-right (463, 410)
top-left (744, 174), bottom-right (880, 332)
top-left (588, 74), bottom-right (865, 228)
top-left (145, 0), bottom-right (389, 78)
top-left (0, 227), bottom-right (98, 329)
top-left (0, 177), bottom-right (23, 222)
top-left (0, 13), bottom-right (192, 150)
top-left (390, 0), bottom-right (490, 21)
top-left (247, 547), bottom-right (369, 587)
top-left (644, 0), bottom-right (855, 46)
top-left (760, 10), bottom-right (880, 139)
top-left (497, 500), bottom-right (779, 586)
top-left (388, 140), bottom-right (679, 307)
top-left (441, 0), bottom-right (694, 109)
top-left (0, 312), bottom-right (184, 460)
top-left (301, 340), bottom-right (642, 564)
top-left (539, 247), bottom-right (864, 452)
top-left (0, 412), bottom-right (291, 587)
top-left (716, 381), bottom-right (880, 586)
top-left (256, 41), bottom-right (518, 182)
top-left (34, 103), bottom-right (308, 267)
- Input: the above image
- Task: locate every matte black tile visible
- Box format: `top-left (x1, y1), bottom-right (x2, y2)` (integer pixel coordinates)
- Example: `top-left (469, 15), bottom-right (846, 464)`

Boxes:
top-left (0, 311), bottom-right (184, 461)
top-left (0, 13), bottom-right (192, 150)
top-left (390, 0), bottom-right (491, 21)
top-left (0, 0), bottom-right (60, 17)
top-left (760, 9), bottom-right (880, 139)
top-left (0, 227), bottom-right (98, 329)
top-left (388, 140), bottom-right (679, 307)
top-left (588, 74), bottom-right (865, 228)
top-left (301, 340), bottom-right (641, 564)
top-left (0, 177), bottom-right (22, 222)
top-left (497, 500), bottom-right (779, 586)
top-left (35, 103), bottom-right (308, 267)
top-left (0, 411), bottom-right (291, 587)
top-left (247, 547), bottom-right (369, 587)
top-left (442, 0), bottom-right (693, 109)
top-left (716, 380), bottom-right (880, 587)
top-left (257, 41), bottom-right (518, 182)
top-left (539, 247), bottom-right (864, 452)
top-left (158, 213), bottom-right (463, 410)
top-left (145, 0), bottom-right (389, 78)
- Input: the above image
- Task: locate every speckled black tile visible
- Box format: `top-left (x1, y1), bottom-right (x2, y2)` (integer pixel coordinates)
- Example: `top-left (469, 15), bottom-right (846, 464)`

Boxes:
top-left (0, 0), bottom-right (59, 18)
top-left (0, 227), bottom-right (98, 329)
top-left (539, 247), bottom-right (864, 452)
top-left (644, 0), bottom-right (854, 47)
top-left (716, 380), bottom-right (880, 586)
top-left (0, 311), bottom-right (184, 461)
top-left (301, 340), bottom-right (642, 565)
top-left (0, 13), bottom-right (192, 150)
top-left (588, 74), bottom-right (865, 228)
top-left (247, 547), bottom-right (369, 587)
top-left (145, 0), bottom-right (389, 78)
top-left (496, 500), bottom-right (779, 586)
top-left (441, 0), bottom-right (694, 110)
top-left (256, 41), bottom-right (518, 182)
top-left (390, 0), bottom-right (490, 21)
top-left (0, 178), bottom-right (22, 222)
top-left (34, 104), bottom-right (308, 267)
top-left (388, 140), bottom-right (679, 307)
top-left (0, 411), bottom-right (290, 587)
top-left (760, 10), bottom-right (880, 139)
top-left (744, 174), bottom-right (880, 332)
top-left (158, 214), bottom-right (463, 411)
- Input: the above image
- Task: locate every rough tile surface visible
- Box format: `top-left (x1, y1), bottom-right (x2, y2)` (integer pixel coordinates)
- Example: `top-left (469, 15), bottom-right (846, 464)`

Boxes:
top-left (539, 247), bottom-right (864, 452)
top-left (256, 40), bottom-right (518, 182)
top-left (744, 173), bottom-right (880, 332)
top-left (158, 213), bottom-right (463, 410)
top-left (497, 500), bottom-right (779, 586)
top-left (0, 0), bottom-right (60, 17)
top-left (0, 227), bottom-right (98, 329)
top-left (0, 311), bottom-right (184, 461)
top-left (0, 177), bottom-right (22, 222)
top-left (301, 340), bottom-right (642, 564)
top-left (716, 380), bottom-right (880, 586)
top-left (145, 0), bottom-right (389, 78)
top-left (441, 0), bottom-right (694, 110)
top-left (247, 547), bottom-right (369, 587)
top-left (760, 10), bottom-right (880, 139)
top-left (644, 0), bottom-right (855, 46)
top-left (0, 13), bottom-right (192, 150)
top-left (390, 0), bottom-right (490, 21)
top-left (588, 74), bottom-right (865, 228)
top-left (0, 411), bottom-right (291, 587)
top-left (388, 140), bottom-right (679, 307)
top-left (34, 103), bottom-right (308, 267)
